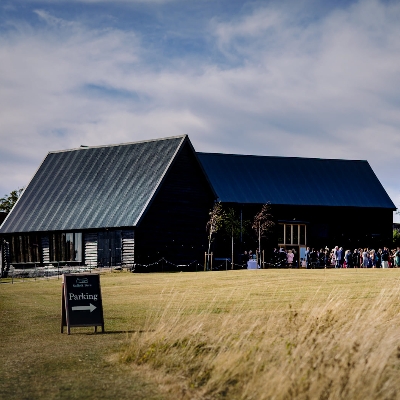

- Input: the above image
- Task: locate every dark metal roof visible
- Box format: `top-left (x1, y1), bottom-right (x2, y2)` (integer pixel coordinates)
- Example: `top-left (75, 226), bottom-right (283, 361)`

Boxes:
top-left (197, 152), bottom-right (396, 209)
top-left (1, 136), bottom-right (187, 233)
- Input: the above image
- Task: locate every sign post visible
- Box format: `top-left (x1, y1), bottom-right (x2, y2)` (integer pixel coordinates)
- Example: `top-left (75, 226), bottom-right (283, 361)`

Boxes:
top-left (61, 274), bottom-right (104, 334)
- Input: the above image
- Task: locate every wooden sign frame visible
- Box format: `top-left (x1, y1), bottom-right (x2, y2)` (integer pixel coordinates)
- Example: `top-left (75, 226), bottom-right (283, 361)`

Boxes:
top-left (61, 273), bottom-right (104, 334)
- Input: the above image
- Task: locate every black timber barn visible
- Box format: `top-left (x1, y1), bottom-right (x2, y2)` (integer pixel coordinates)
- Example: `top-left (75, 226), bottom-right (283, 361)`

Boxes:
top-left (198, 152), bottom-right (396, 263)
top-left (0, 135), bottom-right (396, 270)
top-left (0, 136), bottom-right (215, 270)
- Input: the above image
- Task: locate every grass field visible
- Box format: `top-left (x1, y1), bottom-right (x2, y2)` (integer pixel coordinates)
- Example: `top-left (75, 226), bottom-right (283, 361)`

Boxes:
top-left (1, 269), bottom-right (400, 399)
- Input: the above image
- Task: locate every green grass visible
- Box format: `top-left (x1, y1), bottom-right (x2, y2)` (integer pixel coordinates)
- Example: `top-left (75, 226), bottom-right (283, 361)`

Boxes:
top-left (0, 273), bottom-right (166, 400)
top-left (2, 269), bottom-right (400, 399)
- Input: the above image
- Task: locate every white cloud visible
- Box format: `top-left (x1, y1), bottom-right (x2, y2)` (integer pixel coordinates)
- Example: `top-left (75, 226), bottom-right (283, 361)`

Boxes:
top-left (0, 1), bottom-right (399, 211)
top-left (34, 9), bottom-right (77, 28)
top-left (212, 7), bottom-right (283, 49)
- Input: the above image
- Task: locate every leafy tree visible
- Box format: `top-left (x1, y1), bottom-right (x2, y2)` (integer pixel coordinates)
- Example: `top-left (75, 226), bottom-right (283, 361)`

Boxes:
top-left (393, 229), bottom-right (400, 247)
top-left (221, 208), bottom-right (242, 269)
top-left (252, 202), bottom-right (275, 267)
top-left (394, 206), bottom-right (400, 246)
top-left (0, 188), bottom-right (23, 214)
top-left (206, 202), bottom-right (223, 270)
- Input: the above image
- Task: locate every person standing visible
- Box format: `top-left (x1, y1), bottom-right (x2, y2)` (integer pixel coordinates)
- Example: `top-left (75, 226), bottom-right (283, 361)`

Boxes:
top-left (291, 248), bottom-right (298, 268)
top-left (369, 250), bottom-right (376, 268)
top-left (336, 247), bottom-right (343, 268)
top-left (287, 250), bottom-right (294, 268)
top-left (376, 249), bottom-right (382, 268)
top-left (381, 247), bottom-right (390, 269)
top-left (310, 248), bottom-right (318, 269)
top-left (345, 250), bottom-right (352, 268)
top-left (395, 247), bottom-right (400, 268)
top-left (352, 249), bottom-right (359, 268)
top-left (305, 247), bottom-right (310, 269)
top-left (324, 248), bottom-right (330, 268)
top-left (318, 249), bottom-right (326, 268)
top-left (331, 247), bottom-right (337, 268)
top-left (362, 248), bottom-right (369, 268)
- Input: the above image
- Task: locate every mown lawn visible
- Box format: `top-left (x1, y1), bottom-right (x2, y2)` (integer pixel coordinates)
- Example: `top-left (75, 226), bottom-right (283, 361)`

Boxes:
top-left (0, 272), bottom-right (166, 400)
top-left (1, 269), bottom-right (400, 399)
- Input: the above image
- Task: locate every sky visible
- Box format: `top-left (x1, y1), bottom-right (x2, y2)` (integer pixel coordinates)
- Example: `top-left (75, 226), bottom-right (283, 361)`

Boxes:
top-left (0, 0), bottom-right (399, 221)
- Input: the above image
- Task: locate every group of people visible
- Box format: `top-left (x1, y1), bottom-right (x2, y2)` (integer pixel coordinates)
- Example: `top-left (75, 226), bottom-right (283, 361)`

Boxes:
top-left (269, 246), bottom-right (400, 269)
top-left (304, 246), bottom-right (400, 269)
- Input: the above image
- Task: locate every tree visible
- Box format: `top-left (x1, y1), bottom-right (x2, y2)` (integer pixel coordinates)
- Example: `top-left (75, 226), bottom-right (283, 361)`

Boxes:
top-left (394, 229), bottom-right (400, 247)
top-left (221, 208), bottom-right (242, 269)
top-left (0, 188), bottom-right (23, 214)
top-left (394, 207), bottom-right (400, 246)
top-left (252, 202), bottom-right (275, 268)
top-left (206, 202), bottom-right (223, 270)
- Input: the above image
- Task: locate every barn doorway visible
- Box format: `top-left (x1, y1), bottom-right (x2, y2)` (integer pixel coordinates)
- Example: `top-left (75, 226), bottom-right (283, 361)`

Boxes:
top-left (97, 230), bottom-right (122, 267)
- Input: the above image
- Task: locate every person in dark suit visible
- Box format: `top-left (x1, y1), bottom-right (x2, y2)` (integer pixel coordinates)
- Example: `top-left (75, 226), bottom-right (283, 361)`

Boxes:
top-left (352, 249), bottom-right (360, 268)
top-left (345, 249), bottom-right (352, 268)
top-left (381, 247), bottom-right (390, 268)
top-left (376, 249), bottom-right (382, 268)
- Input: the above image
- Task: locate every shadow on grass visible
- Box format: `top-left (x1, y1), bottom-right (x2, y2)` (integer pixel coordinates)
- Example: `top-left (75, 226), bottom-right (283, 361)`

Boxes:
top-left (63, 329), bottom-right (155, 335)
top-left (101, 330), bottom-right (155, 335)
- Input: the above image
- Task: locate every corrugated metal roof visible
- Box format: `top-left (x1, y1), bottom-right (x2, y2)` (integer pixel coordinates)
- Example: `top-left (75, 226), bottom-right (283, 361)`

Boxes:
top-left (0, 136), bottom-right (186, 233)
top-left (197, 152), bottom-right (396, 209)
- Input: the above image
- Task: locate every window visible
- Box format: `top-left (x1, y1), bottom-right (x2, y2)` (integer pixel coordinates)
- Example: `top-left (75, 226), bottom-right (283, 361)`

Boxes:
top-left (278, 224), bottom-right (307, 246)
top-left (10, 234), bottom-right (41, 263)
top-left (50, 232), bottom-right (82, 262)
top-left (277, 224), bottom-right (284, 244)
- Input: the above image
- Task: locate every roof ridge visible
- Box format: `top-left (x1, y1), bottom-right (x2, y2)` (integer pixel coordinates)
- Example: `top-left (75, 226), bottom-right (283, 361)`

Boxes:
top-left (49, 135), bottom-right (188, 154)
top-left (197, 152), bottom-right (366, 163)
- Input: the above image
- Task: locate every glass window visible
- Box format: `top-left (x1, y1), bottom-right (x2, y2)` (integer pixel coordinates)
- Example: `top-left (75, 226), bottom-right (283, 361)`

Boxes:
top-left (277, 224), bottom-right (284, 244)
top-left (74, 233), bottom-right (82, 262)
top-left (50, 232), bottom-right (82, 262)
top-left (278, 224), bottom-right (307, 246)
top-left (293, 225), bottom-right (299, 245)
top-left (66, 233), bottom-right (74, 260)
top-left (10, 234), bottom-right (41, 263)
top-left (300, 225), bottom-right (306, 245)
top-left (285, 225), bottom-right (292, 245)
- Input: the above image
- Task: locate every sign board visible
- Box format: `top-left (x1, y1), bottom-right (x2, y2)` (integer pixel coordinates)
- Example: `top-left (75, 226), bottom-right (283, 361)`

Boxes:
top-left (61, 274), bottom-right (104, 334)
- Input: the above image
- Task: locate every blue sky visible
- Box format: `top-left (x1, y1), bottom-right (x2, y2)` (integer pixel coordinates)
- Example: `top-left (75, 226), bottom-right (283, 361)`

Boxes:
top-left (1, 0), bottom-right (399, 221)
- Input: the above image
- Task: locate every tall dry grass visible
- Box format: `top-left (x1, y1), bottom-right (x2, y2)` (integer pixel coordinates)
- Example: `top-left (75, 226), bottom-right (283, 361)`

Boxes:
top-left (120, 272), bottom-right (400, 399)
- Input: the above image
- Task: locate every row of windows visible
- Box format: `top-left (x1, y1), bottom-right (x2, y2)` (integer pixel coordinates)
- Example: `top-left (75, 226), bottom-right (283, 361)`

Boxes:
top-left (10, 233), bottom-right (82, 263)
top-left (277, 224), bottom-right (307, 246)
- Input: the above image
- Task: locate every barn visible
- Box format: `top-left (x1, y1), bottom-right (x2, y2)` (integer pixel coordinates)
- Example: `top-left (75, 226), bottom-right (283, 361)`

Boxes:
top-left (0, 135), bottom-right (215, 270)
top-left (0, 135), bottom-right (396, 270)
top-left (198, 152), bottom-right (396, 263)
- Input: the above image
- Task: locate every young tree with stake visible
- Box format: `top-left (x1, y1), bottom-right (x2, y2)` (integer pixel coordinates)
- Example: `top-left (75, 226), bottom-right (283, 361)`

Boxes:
top-left (221, 208), bottom-right (242, 269)
top-left (252, 202), bottom-right (275, 268)
top-left (206, 202), bottom-right (223, 270)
